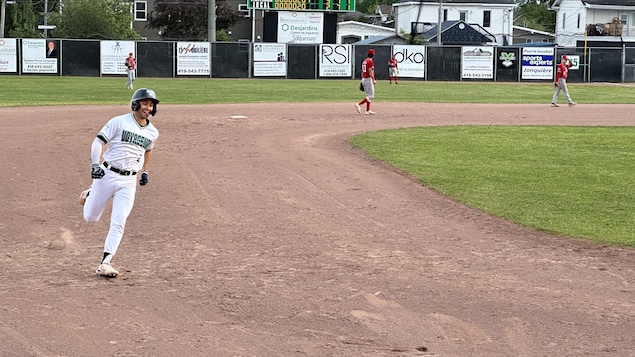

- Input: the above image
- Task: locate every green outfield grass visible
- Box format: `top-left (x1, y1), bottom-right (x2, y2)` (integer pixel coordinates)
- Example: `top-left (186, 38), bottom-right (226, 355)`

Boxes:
top-left (4, 76), bottom-right (635, 248)
top-left (1, 75), bottom-right (634, 106)
top-left (352, 126), bottom-right (635, 248)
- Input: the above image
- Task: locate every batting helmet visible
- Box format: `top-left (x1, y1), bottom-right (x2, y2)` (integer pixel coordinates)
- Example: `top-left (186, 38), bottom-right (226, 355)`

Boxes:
top-left (131, 88), bottom-right (160, 116)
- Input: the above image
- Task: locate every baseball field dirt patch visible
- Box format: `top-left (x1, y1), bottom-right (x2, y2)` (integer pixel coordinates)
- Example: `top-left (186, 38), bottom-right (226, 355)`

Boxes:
top-left (1, 103), bottom-right (634, 356)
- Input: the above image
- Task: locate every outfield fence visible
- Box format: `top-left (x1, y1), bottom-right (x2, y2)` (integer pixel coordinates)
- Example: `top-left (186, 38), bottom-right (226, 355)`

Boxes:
top-left (2, 38), bottom-right (635, 83)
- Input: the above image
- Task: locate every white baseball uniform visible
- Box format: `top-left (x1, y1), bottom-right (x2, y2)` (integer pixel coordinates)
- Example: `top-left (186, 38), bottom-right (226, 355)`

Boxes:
top-left (83, 112), bottom-right (159, 260)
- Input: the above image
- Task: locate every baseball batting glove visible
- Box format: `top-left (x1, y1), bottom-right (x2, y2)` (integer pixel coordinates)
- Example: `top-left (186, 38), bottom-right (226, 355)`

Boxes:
top-left (139, 171), bottom-right (148, 186)
top-left (91, 163), bottom-right (105, 179)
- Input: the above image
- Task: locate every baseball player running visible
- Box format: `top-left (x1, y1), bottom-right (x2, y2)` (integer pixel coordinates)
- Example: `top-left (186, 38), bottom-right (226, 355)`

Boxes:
top-left (355, 48), bottom-right (377, 115)
top-left (80, 88), bottom-right (160, 278)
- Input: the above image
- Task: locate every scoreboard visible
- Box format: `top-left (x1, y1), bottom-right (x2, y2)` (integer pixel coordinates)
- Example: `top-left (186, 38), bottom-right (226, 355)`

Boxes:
top-left (248, 0), bottom-right (355, 12)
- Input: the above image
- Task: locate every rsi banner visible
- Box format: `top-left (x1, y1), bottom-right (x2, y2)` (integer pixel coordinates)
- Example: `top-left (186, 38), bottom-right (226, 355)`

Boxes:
top-left (319, 44), bottom-right (351, 77)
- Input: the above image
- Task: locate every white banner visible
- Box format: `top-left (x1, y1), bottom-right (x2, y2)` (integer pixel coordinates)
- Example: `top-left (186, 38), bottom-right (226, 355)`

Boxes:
top-left (22, 39), bottom-right (58, 74)
top-left (278, 11), bottom-right (324, 44)
top-left (319, 44), bottom-right (352, 77)
top-left (253, 43), bottom-right (287, 76)
top-left (101, 41), bottom-right (135, 75)
top-left (461, 46), bottom-right (494, 79)
top-left (176, 42), bottom-right (210, 76)
top-left (521, 47), bottom-right (554, 80)
top-left (392, 45), bottom-right (425, 78)
top-left (0, 38), bottom-right (18, 73)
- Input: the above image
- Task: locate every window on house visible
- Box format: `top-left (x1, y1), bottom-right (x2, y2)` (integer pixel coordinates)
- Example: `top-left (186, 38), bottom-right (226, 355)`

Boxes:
top-left (621, 14), bottom-right (627, 25)
top-left (483, 10), bottom-right (491, 27)
top-left (460, 11), bottom-right (468, 22)
top-left (562, 13), bottom-right (566, 29)
top-left (443, 9), bottom-right (448, 22)
top-left (238, 4), bottom-right (250, 17)
top-left (134, 1), bottom-right (147, 21)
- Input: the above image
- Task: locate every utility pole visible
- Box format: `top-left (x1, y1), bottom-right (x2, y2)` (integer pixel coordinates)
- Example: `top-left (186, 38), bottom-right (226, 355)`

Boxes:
top-left (208, 0), bottom-right (216, 41)
top-left (437, 0), bottom-right (443, 45)
top-left (1, 0), bottom-right (6, 39)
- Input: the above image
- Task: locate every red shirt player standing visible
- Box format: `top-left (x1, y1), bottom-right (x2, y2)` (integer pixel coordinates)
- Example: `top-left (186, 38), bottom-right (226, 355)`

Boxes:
top-left (551, 54), bottom-right (576, 107)
top-left (388, 54), bottom-right (399, 84)
top-left (355, 49), bottom-right (377, 115)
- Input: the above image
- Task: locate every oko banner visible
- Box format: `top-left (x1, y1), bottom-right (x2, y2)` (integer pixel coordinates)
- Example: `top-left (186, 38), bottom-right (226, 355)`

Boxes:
top-left (278, 11), bottom-right (324, 44)
top-left (0, 38), bottom-right (18, 73)
top-left (392, 45), bottom-right (425, 78)
top-left (319, 44), bottom-right (351, 77)
top-left (101, 41), bottom-right (135, 75)
top-left (253, 43), bottom-right (287, 76)
top-left (177, 42), bottom-right (210, 76)
top-left (521, 47), bottom-right (554, 80)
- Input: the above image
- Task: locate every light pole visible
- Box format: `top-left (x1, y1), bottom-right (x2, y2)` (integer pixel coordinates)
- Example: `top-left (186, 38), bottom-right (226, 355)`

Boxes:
top-left (208, 0), bottom-right (216, 42)
top-left (1, 0), bottom-right (6, 38)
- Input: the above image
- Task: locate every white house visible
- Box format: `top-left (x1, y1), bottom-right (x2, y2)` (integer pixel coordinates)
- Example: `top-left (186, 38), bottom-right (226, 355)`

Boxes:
top-left (337, 21), bottom-right (398, 44)
top-left (393, 0), bottom-right (517, 45)
top-left (551, 0), bottom-right (635, 47)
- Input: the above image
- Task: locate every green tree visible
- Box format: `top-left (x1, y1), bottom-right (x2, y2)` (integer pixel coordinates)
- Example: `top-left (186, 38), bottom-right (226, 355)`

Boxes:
top-left (515, 0), bottom-right (556, 33)
top-left (147, 0), bottom-right (244, 41)
top-left (6, 0), bottom-right (40, 38)
top-left (49, 0), bottom-right (141, 39)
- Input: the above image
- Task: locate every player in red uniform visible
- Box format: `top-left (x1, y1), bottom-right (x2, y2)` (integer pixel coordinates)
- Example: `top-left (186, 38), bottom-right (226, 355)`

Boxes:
top-left (355, 49), bottom-right (377, 115)
top-left (388, 54), bottom-right (399, 84)
top-left (551, 55), bottom-right (576, 107)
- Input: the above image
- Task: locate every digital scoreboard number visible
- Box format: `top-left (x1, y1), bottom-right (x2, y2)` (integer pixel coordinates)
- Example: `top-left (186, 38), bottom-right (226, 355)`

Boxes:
top-left (248, 0), bottom-right (355, 12)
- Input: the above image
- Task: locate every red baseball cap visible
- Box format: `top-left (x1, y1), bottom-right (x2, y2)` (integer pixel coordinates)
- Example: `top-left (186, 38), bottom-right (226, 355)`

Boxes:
top-left (368, 49), bottom-right (375, 55)
top-left (129, 52), bottom-right (133, 55)
top-left (562, 55), bottom-right (568, 60)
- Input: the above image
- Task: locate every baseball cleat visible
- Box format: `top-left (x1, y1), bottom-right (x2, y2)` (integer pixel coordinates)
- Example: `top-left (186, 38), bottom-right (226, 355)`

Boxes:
top-left (568, 102), bottom-right (576, 107)
top-left (365, 110), bottom-right (376, 115)
top-left (551, 103), bottom-right (559, 107)
top-left (96, 263), bottom-right (119, 278)
top-left (79, 187), bottom-right (91, 206)
top-left (355, 103), bottom-right (361, 114)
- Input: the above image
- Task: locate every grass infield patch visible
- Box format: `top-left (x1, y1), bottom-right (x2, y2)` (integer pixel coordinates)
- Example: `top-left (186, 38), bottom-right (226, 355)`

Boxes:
top-left (351, 126), bottom-right (635, 248)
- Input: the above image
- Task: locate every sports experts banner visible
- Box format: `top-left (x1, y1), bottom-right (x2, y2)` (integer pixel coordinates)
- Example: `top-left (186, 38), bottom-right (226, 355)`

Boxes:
top-left (521, 47), bottom-right (554, 80)
top-left (319, 44), bottom-right (351, 77)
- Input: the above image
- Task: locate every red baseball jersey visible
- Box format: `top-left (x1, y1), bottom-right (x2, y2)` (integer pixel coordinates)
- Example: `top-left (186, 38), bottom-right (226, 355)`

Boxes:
top-left (361, 58), bottom-right (374, 78)
top-left (388, 57), bottom-right (398, 68)
top-left (125, 57), bottom-right (137, 70)
top-left (555, 61), bottom-right (572, 82)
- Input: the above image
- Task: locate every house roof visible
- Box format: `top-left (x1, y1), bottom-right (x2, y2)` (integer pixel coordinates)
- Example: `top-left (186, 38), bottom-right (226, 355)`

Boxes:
top-left (552, 0), bottom-right (635, 6)
top-left (396, 0), bottom-right (515, 5)
top-left (377, 5), bottom-right (392, 14)
top-left (353, 34), bottom-right (407, 44)
top-left (424, 20), bottom-right (496, 44)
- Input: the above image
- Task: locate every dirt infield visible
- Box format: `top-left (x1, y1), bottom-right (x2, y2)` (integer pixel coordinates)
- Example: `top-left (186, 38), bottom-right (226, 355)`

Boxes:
top-left (2, 102), bottom-right (635, 356)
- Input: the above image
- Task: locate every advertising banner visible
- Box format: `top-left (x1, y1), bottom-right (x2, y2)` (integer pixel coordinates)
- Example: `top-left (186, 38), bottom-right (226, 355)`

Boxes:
top-left (319, 44), bottom-right (351, 77)
top-left (0, 38), bottom-right (18, 73)
top-left (461, 46), bottom-right (494, 79)
top-left (521, 47), bottom-right (554, 80)
top-left (253, 43), bottom-right (287, 76)
top-left (101, 41), bottom-right (135, 75)
top-left (22, 39), bottom-right (58, 74)
top-left (278, 11), bottom-right (324, 44)
top-left (176, 42), bottom-right (211, 76)
top-left (392, 45), bottom-right (425, 78)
